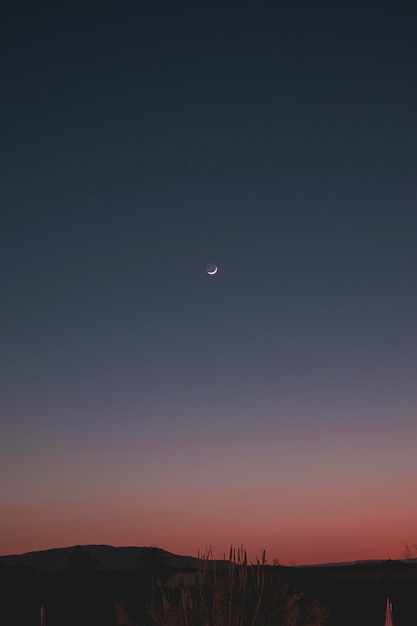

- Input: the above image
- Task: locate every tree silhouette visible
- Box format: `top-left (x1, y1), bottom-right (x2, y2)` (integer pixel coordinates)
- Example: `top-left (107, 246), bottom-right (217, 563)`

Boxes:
top-left (66, 545), bottom-right (97, 576)
top-left (136, 547), bottom-right (172, 583)
top-left (136, 547), bottom-right (172, 605)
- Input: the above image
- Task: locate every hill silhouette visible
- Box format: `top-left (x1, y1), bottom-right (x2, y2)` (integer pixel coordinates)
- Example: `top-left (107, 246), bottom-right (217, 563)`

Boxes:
top-left (0, 544), bottom-right (199, 572)
top-left (2, 544), bottom-right (414, 573)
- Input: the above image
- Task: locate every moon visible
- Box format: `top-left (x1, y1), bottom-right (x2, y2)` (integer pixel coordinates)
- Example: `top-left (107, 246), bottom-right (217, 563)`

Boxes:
top-left (206, 263), bottom-right (218, 275)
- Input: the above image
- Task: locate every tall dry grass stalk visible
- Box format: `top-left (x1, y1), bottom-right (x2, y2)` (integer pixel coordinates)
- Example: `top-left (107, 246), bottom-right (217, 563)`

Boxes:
top-left (147, 546), bottom-right (328, 626)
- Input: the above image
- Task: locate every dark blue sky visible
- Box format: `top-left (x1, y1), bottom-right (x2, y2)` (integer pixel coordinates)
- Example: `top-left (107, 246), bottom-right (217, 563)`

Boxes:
top-left (1, 0), bottom-right (417, 562)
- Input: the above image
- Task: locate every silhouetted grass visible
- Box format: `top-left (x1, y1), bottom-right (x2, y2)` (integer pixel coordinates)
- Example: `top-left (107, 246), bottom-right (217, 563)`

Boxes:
top-left (148, 546), bottom-right (328, 626)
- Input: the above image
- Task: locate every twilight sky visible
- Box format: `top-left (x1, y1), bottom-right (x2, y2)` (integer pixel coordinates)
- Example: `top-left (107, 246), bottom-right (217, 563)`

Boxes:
top-left (1, 0), bottom-right (416, 565)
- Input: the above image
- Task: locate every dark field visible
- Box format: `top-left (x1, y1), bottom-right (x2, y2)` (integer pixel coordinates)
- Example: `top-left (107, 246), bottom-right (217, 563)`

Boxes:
top-left (1, 551), bottom-right (416, 626)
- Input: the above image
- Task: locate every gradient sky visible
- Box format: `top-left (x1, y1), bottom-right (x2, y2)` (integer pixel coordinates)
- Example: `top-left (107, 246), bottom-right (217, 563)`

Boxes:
top-left (1, 0), bottom-right (416, 565)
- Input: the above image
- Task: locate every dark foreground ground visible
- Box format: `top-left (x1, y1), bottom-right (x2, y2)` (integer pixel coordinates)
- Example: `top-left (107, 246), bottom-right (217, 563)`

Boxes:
top-left (1, 558), bottom-right (416, 625)
top-left (284, 559), bottom-right (417, 626)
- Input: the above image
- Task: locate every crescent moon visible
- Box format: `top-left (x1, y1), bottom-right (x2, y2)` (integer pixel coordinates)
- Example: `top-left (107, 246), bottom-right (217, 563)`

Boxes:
top-left (206, 263), bottom-right (218, 275)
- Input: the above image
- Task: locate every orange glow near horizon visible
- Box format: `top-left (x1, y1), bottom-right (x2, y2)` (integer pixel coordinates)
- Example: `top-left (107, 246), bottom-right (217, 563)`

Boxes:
top-left (2, 431), bottom-right (416, 565)
top-left (1, 498), bottom-right (414, 565)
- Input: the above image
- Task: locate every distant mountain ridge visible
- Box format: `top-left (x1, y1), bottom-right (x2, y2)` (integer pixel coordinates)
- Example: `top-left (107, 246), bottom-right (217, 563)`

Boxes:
top-left (1, 545), bottom-right (413, 573)
top-left (0, 544), bottom-right (200, 572)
